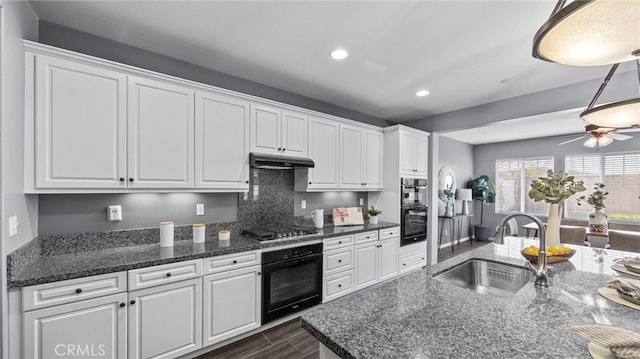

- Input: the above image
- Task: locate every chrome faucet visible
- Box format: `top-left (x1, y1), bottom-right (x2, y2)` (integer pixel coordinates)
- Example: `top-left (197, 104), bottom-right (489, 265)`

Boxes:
top-left (495, 213), bottom-right (549, 287)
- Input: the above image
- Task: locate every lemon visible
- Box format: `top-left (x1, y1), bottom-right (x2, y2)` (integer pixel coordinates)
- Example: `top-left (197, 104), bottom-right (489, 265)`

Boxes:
top-left (548, 245), bottom-right (564, 256)
top-left (523, 246), bottom-right (538, 256)
top-left (561, 246), bottom-right (573, 254)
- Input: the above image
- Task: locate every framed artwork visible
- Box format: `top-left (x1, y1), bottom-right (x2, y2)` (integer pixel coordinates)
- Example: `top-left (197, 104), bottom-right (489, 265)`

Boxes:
top-left (332, 207), bottom-right (364, 226)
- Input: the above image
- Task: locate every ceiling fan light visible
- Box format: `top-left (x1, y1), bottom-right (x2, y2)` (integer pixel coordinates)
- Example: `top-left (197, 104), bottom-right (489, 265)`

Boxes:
top-left (584, 137), bottom-right (597, 148)
top-left (597, 135), bottom-right (614, 147)
top-left (533, 0), bottom-right (640, 66)
top-left (581, 98), bottom-right (640, 128)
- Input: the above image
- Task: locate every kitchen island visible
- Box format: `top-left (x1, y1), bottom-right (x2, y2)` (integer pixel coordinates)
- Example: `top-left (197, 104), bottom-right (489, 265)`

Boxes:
top-left (301, 237), bottom-right (640, 358)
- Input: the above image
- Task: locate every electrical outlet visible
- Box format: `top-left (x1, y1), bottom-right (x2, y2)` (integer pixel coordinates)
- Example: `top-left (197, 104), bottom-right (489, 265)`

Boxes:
top-left (301, 200), bottom-right (306, 209)
top-left (9, 216), bottom-right (18, 237)
top-left (107, 205), bottom-right (122, 222)
top-left (359, 198), bottom-right (364, 206)
top-left (196, 204), bottom-right (205, 216)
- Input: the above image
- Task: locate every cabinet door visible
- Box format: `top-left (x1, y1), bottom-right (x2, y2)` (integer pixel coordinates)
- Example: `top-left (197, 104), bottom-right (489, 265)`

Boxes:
top-left (128, 76), bottom-right (194, 188)
top-left (340, 125), bottom-right (364, 188)
top-left (399, 131), bottom-right (417, 175)
top-left (281, 110), bottom-right (307, 158)
top-left (34, 54), bottom-right (127, 189)
top-left (363, 130), bottom-right (383, 189)
top-left (128, 279), bottom-right (202, 359)
top-left (414, 134), bottom-right (428, 177)
top-left (195, 91), bottom-right (249, 190)
top-left (354, 242), bottom-right (378, 290)
top-left (307, 117), bottom-right (340, 189)
top-left (202, 265), bottom-right (261, 346)
top-left (23, 293), bottom-right (127, 359)
top-left (378, 238), bottom-right (399, 282)
top-left (250, 104), bottom-right (281, 155)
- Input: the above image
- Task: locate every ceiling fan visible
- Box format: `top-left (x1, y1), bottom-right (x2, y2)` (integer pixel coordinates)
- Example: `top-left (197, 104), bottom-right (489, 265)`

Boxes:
top-left (558, 124), bottom-right (633, 148)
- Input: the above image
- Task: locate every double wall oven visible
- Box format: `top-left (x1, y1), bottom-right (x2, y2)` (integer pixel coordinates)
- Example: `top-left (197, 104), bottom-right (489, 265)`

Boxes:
top-left (242, 227), bottom-right (322, 324)
top-left (401, 178), bottom-right (428, 246)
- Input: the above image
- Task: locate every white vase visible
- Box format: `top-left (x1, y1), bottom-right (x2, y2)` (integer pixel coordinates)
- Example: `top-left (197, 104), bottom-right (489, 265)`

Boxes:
top-left (369, 215), bottom-right (378, 224)
top-left (444, 202), bottom-right (454, 217)
top-left (589, 208), bottom-right (608, 232)
top-left (546, 203), bottom-right (561, 246)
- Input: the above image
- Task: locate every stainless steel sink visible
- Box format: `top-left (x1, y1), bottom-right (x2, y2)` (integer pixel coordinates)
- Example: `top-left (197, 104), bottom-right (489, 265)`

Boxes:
top-left (434, 259), bottom-right (534, 298)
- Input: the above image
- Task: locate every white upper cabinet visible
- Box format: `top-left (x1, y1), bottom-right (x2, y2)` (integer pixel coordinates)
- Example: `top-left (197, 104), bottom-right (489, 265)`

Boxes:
top-left (340, 124), bottom-right (383, 190)
top-left (127, 76), bottom-right (195, 188)
top-left (31, 54), bottom-right (127, 189)
top-left (281, 110), bottom-right (308, 157)
top-left (250, 104), bottom-right (307, 158)
top-left (195, 91), bottom-right (250, 191)
top-left (24, 42), bottom-right (384, 193)
top-left (399, 129), bottom-right (428, 177)
top-left (296, 116), bottom-right (340, 191)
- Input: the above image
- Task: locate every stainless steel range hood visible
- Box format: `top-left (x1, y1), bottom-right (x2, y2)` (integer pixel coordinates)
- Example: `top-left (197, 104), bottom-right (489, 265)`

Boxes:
top-left (249, 153), bottom-right (315, 169)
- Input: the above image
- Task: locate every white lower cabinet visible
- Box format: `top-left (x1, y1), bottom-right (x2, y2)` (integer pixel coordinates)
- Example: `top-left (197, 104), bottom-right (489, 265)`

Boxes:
top-left (202, 264), bottom-right (261, 346)
top-left (399, 242), bottom-right (427, 274)
top-left (23, 292), bottom-right (128, 359)
top-left (128, 278), bottom-right (202, 359)
top-left (354, 234), bottom-right (399, 290)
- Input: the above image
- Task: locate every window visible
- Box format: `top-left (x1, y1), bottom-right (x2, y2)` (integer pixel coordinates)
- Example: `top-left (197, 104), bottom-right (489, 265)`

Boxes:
top-left (495, 157), bottom-right (554, 215)
top-left (565, 152), bottom-right (640, 221)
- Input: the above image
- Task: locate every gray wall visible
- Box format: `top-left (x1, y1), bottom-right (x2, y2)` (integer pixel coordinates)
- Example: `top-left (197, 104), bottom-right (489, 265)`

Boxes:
top-left (0, 1), bottom-right (39, 356)
top-left (436, 136), bottom-right (474, 246)
top-left (474, 133), bottom-right (640, 234)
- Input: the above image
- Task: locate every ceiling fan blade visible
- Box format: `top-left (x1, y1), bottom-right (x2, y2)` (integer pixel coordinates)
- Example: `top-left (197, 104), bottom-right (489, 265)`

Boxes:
top-left (584, 137), bottom-right (597, 148)
top-left (557, 136), bottom-right (585, 145)
top-left (608, 133), bottom-right (632, 141)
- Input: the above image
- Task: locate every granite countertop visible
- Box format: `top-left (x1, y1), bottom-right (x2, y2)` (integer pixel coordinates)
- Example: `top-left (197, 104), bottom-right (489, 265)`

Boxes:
top-left (301, 238), bottom-right (640, 359)
top-left (7, 221), bottom-right (399, 288)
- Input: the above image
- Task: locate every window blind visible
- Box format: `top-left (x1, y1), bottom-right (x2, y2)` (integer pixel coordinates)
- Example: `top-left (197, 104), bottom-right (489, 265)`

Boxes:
top-left (495, 157), bottom-right (553, 215)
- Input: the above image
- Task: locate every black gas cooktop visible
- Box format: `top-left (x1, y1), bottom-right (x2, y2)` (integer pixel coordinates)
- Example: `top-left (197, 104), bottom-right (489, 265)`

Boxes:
top-left (242, 226), bottom-right (318, 241)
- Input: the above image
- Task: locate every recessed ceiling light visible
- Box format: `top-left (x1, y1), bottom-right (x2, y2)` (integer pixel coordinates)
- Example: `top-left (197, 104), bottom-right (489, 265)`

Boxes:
top-left (416, 90), bottom-right (430, 97)
top-left (330, 49), bottom-right (348, 60)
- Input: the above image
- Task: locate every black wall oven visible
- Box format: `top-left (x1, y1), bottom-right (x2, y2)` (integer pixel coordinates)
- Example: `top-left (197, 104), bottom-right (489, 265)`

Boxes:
top-left (400, 178), bottom-right (428, 247)
top-left (261, 243), bottom-right (322, 324)
top-left (401, 205), bottom-right (427, 246)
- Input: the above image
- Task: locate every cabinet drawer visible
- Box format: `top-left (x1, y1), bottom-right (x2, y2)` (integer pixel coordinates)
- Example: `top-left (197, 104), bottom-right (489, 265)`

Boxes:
top-left (204, 251), bottom-right (260, 275)
top-left (323, 270), bottom-right (353, 303)
top-left (379, 227), bottom-right (401, 240)
top-left (128, 259), bottom-right (202, 290)
top-left (324, 247), bottom-right (354, 276)
top-left (22, 271), bottom-right (127, 312)
top-left (323, 235), bottom-right (353, 251)
top-left (399, 252), bottom-right (427, 274)
top-left (355, 231), bottom-right (378, 244)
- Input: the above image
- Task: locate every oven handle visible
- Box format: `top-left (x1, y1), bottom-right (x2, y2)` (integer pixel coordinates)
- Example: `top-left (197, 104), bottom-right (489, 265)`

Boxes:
top-left (265, 253), bottom-right (321, 269)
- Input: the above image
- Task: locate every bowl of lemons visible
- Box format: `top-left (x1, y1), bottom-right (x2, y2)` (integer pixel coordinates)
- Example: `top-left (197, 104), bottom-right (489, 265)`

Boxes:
top-left (521, 245), bottom-right (575, 264)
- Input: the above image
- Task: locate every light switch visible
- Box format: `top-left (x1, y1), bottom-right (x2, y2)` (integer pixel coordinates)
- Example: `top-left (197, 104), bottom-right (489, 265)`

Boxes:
top-left (9, 216), bottom-right (18, 237)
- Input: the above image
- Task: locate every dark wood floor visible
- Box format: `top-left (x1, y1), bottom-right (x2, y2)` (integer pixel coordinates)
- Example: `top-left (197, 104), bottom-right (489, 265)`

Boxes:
top-left (198, 241), bottom-right (488, 358)
top-left (197, 318), bottom-right (319, 359)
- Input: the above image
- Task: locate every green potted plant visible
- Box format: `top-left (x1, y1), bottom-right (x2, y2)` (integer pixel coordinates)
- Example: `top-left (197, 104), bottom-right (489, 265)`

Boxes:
top-left (577, 182), bottom-right (608, 232)
top-left (528, 170), bottom-right (586, 244)
top-left (466, 175), bottom-right (496, 241)
top-left (367, 205), bottom-right (382, 224)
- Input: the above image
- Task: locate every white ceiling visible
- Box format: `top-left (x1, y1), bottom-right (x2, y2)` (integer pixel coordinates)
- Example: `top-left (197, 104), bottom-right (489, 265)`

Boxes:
top-left (28, 0), bottom-right (633, 143)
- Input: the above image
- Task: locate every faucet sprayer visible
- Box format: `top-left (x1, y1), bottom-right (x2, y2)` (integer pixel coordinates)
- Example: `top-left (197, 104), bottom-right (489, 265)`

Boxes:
top-left (496, 213), bottom-right (549, 287)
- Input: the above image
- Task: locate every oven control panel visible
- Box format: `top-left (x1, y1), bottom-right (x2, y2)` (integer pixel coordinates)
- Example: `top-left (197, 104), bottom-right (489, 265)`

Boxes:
top-left (263, 243), bottom-right (323, 264)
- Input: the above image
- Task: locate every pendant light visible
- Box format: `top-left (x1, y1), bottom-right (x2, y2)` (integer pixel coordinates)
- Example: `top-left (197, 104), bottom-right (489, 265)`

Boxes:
top-left (532, 0), bottom-right (640, 67)
top-left (580, 60), bottom-right (640, 128)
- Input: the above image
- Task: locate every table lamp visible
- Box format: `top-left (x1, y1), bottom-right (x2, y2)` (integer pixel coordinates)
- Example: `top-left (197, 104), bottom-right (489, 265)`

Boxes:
top-left (456, 189), bottom-right (472, 215)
